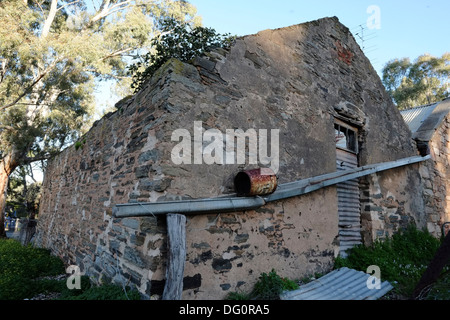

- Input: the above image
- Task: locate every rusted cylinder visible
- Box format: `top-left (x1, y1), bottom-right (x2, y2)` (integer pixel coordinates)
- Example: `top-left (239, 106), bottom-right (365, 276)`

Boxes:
top-left (234, 168), bottom-right (277, 196)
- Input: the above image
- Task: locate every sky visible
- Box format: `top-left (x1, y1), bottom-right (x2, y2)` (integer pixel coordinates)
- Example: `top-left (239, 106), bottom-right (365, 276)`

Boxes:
top-left (188, 0), bottom-right (450, 76)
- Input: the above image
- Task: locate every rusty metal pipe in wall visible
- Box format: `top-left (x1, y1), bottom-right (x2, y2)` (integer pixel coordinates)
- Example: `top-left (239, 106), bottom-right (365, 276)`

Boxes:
top-left (234, 168), bottom-right (277, 197)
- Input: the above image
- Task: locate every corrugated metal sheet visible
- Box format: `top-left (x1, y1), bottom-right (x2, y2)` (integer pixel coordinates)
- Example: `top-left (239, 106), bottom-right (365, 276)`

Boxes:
top-left (280, 267), bottom-right (393, 300)
top-left (336, 149), bottom-right (361, 256)
top-left (400, 103), bottom-right (438, 134)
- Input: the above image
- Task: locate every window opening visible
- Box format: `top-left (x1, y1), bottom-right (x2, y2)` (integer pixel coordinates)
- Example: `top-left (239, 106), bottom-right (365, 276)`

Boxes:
top-left (335, 123), bottom-right (358, 153)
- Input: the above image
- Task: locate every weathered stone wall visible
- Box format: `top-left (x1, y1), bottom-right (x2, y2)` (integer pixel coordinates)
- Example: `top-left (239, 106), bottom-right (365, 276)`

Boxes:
top-left (181, 190), bottom-right (339, 298)
top-left (35, 17), bottom-right (421, 299)
top-left (360, 165), bottom-right (427, 244)
top-left (359, 114), bottom-right (450, 242)
top-left (422, 114), bottom-right (450, 236)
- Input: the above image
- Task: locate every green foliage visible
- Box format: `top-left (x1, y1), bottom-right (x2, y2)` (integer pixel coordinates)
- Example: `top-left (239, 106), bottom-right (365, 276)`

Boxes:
top-left (0, 0), bottom-right (200, 159)
top-left (225, 291), bottom-right (252, 300)
top-left (0, 0), bottom-right (201, 237)
top-left (426, 271), bottom-right (450, 300)
top-left (58, 278), bottom-right (141, 300)
top-left (0, 238), bottom-right (141, 300)
top-left (74, 138), bottom-right (87, 151)
top-left (251, 269), bottom-right (299, 300)
top-left (6, 165), bottom-right (41, 218)
top-left (382, 53), bottom-right (450, 109)
top-left (0, 239), bottom-right (65, 299)
top-left (334, 225), bottom-right (444, 297)
top-left (227, 269), bottom-right (299, 300)
top-left (129, 17), bottom-right (235, 92)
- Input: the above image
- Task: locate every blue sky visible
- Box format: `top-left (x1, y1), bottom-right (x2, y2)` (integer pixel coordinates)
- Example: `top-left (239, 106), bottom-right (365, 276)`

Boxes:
top-left (189, 0), bottom-right (450, 76)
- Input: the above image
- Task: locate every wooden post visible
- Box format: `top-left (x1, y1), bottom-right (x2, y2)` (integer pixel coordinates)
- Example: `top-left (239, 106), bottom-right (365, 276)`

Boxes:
top-left (162, 213), bottom-right (187, 300)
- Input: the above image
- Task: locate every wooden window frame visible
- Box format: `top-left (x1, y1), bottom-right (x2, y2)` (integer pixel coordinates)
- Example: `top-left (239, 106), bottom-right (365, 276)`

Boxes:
top-left (335, 119), bottom-right (358, 154)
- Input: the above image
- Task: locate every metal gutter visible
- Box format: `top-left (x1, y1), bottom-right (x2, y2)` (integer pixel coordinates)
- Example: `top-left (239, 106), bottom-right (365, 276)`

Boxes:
top-left (113, 155), bottom-right (430, 218)
top-left (265, 155), bottom-right (430, 202)
top-left (113, 195), bottom-right (265, 218)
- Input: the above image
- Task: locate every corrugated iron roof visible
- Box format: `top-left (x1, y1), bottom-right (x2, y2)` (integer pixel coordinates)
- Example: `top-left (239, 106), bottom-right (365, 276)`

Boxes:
top-left (400, 99), bottom-right (450, 142)
top-left (400, 103), bottom-right (438, 134)
top-left (280, 267), bottom-right (393, 300)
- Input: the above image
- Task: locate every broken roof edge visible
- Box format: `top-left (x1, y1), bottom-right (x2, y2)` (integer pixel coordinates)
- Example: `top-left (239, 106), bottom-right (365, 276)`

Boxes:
top-left (113, 155), bottom-right (430, 218)
top-left (401, 98), bottom-right (450, 142)
top-left (414, 98), bottom-right (450, 142)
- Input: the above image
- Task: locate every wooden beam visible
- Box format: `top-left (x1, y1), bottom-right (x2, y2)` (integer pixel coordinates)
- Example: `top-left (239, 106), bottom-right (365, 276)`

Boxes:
top-left (162, 213), bottom-right (187, 300)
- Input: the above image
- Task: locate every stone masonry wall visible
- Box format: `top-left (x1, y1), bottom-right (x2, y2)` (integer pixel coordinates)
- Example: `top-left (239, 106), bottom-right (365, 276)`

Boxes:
top-left (422, 114), bottom-right (450, 236)
top-left (35, 17), bottom-right (421, 299)
top-left (359, 114), bottom-right (450, 242)
top-left (360, 164), bottom-right (427, 244)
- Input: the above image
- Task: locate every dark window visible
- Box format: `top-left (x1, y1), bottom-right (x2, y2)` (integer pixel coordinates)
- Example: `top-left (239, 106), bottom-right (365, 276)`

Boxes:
top-left (335, 123), bottom-right (358, 153)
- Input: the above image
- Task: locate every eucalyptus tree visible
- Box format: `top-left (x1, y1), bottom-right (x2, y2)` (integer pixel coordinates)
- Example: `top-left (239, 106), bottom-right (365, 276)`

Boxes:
top-left (0, 0), bottom-right (200, 237)
top-left (382, 53), bottom-right (450, 110)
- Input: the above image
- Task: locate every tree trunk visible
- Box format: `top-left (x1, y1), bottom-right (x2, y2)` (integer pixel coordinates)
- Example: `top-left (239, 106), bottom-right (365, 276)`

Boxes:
top-left (412, 232), bottom-right (450, 299)
top-left (0, 151), bottom-right (20, 238)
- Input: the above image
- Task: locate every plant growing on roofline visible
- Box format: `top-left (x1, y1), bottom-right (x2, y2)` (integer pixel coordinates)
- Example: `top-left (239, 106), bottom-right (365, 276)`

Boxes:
top-left (128, 17), bottom-right (236, 93)
top-left (0, 0), bottom-right (201, 238)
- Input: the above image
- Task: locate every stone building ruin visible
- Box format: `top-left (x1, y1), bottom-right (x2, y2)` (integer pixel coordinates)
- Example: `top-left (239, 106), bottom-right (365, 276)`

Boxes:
top-left (34, 17), bottom-right (445, 299)
top-left (401, 99), bottom-right (450, 236)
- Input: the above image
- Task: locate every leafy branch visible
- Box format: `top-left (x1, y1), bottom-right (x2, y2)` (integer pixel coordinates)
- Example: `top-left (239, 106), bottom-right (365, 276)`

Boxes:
top-left (128, 17), bottom-right (235, 93)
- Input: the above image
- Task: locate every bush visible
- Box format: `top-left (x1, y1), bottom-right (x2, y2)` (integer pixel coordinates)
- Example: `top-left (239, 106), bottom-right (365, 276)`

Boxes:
top-left (59, 280), bottom-right (141, 300)
top-left (426, 271), bottom-right (450, 300)
top-left (128, 17), bottom-right (235, 93)
top-left (0, 239), bottom-right (65, 300)
top-left (227, 269), bottom-right (299, 300)
top-left (334, 225), bottom-right (444, 297)
top-left (0, 239), bottom-right (141, 300)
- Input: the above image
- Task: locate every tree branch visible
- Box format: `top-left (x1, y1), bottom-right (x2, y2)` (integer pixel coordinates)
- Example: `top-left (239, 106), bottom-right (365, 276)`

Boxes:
top-left (23, 153), bottom-right (52, 165)
top-left (109, 0), bottom-right (133, 10)
top-left (0, 73), bottom-right (47, 112)
top-left (0, 125), bottom-right (15, 131)
top-left (0, 57), bottom-right (61, 112)
top-left (56, 0), bottom-right (81, 12)
top-left (0, 59), bottom-right (6, 84)
top-left (91, 0), bottom-right (133, 22)
top-left (91, 0), bottom-right (111, 22)
top-left (33, 0), bottom-right (45, 15)
top-left (41, 0), bottom-right (58, 39)
top-left (100, 47), bottom-right (134, 61)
